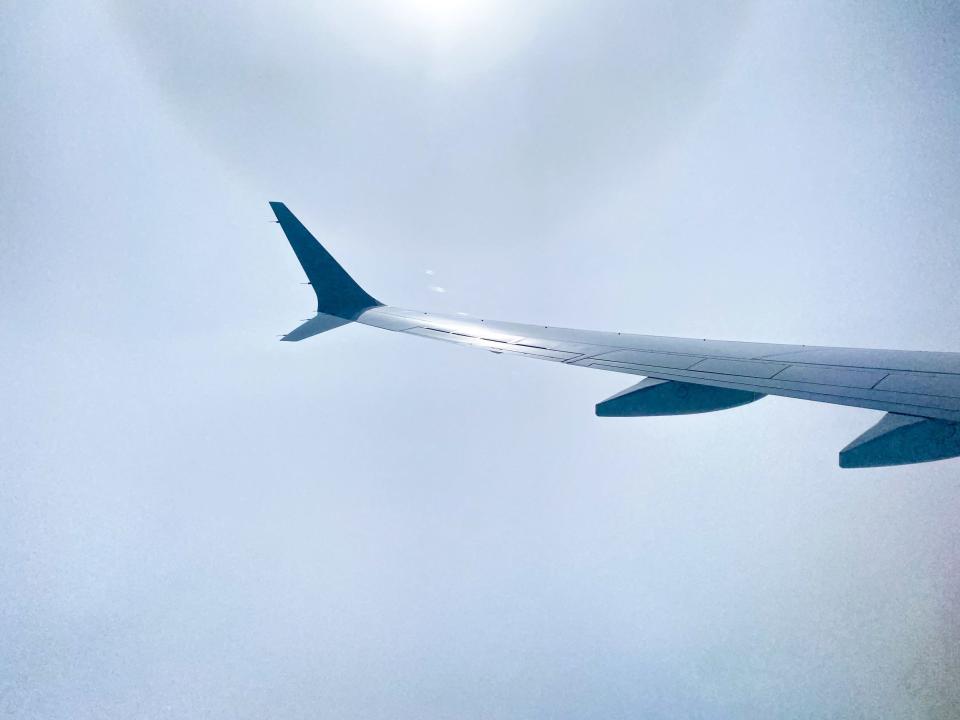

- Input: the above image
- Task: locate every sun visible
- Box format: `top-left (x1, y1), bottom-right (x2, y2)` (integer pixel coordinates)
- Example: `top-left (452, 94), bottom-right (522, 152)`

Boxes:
top-left (401, 0), bottom-right (503, 39)
top-left (375, 0), bottom-right (511, 49)
top-left (314, 0), bottom-right (551, 75)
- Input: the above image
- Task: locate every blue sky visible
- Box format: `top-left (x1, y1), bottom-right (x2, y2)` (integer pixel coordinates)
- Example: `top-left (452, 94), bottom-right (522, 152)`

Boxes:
top-left (2, 2), bottom-right (959, 717)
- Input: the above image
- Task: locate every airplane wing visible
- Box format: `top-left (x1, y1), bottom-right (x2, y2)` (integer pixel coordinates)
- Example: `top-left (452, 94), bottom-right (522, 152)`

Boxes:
top-left (270, 202), bottom-right (960, 469)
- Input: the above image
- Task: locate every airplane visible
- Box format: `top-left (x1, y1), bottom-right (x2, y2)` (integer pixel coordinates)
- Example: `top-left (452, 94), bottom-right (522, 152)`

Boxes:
top-left (269, 201), bottom-right (960, 469)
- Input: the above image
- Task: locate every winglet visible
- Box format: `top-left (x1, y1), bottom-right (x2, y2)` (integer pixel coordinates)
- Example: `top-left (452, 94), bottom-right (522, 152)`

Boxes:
top-left (270, 202), bottom-right (382, 320)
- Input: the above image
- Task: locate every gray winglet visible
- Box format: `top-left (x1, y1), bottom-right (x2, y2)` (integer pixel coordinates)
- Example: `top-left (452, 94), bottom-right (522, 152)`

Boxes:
top-left (270, 202), bottom-right (382, 320)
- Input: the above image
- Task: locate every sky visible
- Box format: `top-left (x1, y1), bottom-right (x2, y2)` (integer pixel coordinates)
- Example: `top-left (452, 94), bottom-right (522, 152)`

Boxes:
top-left (2, 1), bottom-right (960, 717)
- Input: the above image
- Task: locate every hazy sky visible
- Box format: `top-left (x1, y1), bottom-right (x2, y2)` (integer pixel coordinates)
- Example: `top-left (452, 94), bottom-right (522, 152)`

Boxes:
top-left (3, 2), bottom-right (960, 718)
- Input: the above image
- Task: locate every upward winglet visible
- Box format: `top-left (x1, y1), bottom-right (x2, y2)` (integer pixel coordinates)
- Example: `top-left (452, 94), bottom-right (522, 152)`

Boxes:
top-left (270, 202), bottom-right (382, 320)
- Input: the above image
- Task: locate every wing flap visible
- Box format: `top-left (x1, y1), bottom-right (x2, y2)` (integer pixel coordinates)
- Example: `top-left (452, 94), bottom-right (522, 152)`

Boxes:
top-left (771, 365), bottom-right (888, 389)
top-left (873, 372), bottom-right (960, 398)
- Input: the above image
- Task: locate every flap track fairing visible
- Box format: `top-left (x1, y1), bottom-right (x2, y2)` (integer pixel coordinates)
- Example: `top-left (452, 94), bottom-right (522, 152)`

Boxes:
top-left (839, 413), bottom-right (960, 468)
top-left (596, 378), bottom-right (765, 417)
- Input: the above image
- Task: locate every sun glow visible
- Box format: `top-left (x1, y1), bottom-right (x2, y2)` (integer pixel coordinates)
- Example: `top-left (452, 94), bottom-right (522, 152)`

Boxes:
top-left (378, 0), bottom-right (508, 47)
top-left (321, 0), bottom-right (550, 75)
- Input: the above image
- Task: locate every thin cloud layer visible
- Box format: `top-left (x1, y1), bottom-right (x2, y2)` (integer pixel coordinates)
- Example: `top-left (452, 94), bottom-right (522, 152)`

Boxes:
top-left (2, 2), bottom-right (960, 718)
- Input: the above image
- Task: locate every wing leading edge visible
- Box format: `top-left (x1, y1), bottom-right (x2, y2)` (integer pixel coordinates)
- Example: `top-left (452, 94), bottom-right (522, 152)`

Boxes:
top-left (271, 202), bottom-right (960, 468)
